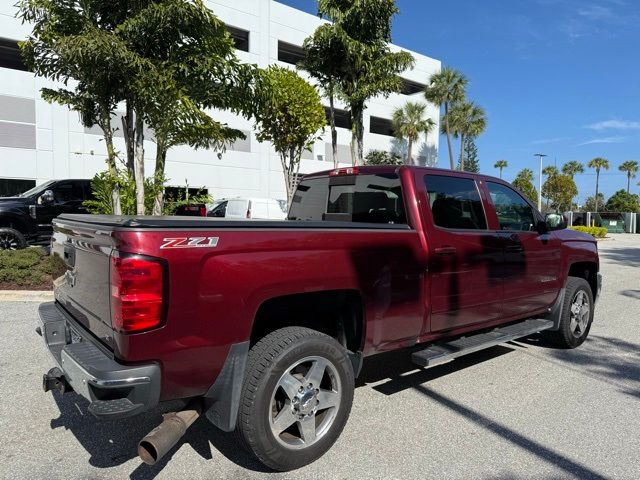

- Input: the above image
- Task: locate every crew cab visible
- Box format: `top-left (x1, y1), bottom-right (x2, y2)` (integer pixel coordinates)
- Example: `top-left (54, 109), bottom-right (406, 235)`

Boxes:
top-left (37, 166), bottom-right (601, 471)
top-left (0, 179), bottom-right (92, 249)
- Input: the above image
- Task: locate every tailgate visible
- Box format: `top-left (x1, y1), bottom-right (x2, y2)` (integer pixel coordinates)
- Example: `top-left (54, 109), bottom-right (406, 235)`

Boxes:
top-left (51, 218), bottom-right (116, 349)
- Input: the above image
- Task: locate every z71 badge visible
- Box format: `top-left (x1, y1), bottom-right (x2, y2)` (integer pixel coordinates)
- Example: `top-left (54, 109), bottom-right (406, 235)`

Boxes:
top-left (160, 237), bottom-right (219, 249)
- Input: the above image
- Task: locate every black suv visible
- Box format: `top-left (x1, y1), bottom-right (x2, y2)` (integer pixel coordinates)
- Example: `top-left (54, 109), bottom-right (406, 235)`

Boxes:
top-left (0, 179), bottom-right (92, 250)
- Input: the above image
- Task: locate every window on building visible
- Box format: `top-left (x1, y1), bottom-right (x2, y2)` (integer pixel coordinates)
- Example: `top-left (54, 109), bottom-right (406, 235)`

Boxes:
top-left (0, 178), bottom-right (36, 197)
top-left (369, 116), bottom-right (395, 137)
top-left (487, 182), bottom-right (536, 232)
top-left (424, 175), bottom-right (487, 230)
top-left (278, 41), bottom-right (305, 65)
top-left (324, 107), bottom-right (351, 130)
top-left (226, 25), bottom-right (249, 52)
top-left (0, 39), bottom-right (28, 72)
top-left (400, 78), bottom-right (426, 95)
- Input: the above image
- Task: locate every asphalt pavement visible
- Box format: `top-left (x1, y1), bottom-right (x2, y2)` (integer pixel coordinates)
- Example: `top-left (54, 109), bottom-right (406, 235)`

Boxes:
top-left (0, 234), bottom-right (638, 480)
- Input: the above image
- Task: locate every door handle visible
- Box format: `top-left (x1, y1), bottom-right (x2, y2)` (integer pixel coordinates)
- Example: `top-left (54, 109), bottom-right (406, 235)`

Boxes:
top-left (434, 246), bottom-right (457, 255)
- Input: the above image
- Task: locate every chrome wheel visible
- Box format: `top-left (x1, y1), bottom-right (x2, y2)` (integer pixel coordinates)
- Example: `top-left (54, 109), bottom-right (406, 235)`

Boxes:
top-left (569, 290), bottom-right (590, 338)
top-left (269, 356), bottom-right (341, 449)
top-left (0, 232), bottom-right (20, 250)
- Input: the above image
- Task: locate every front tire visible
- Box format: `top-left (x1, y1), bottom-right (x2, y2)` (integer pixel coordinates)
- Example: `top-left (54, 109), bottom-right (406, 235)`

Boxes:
top-left (236, 327), bottom-right (354, 471)
top-left (0, 228), bottom-right (27, 250)
top-left (545, 276), bottom-right (594, 348)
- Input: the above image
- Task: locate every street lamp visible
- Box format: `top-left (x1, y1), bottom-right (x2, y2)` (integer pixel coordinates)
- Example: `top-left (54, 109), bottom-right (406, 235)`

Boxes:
top-left (534, 153), bottom-right (547, 212)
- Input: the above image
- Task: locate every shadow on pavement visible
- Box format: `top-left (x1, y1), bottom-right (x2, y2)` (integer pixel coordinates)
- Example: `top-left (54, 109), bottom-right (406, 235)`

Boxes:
top-left (515, 334), bottom-right (640, 400)
top-left (49, 393), bottom-right (270, 479)
top-left (47, 344), bottom-right (516, 478)
top-left (598, 246), bottom-right (640, 267)
top-left (413, 385), bottom-right (609, 480)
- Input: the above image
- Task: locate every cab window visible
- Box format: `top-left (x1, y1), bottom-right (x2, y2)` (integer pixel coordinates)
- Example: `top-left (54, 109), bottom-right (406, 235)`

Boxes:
top-left (487, 182), bottom-right (536, 231)
top-left (424, 175), bottom-right (487, 230)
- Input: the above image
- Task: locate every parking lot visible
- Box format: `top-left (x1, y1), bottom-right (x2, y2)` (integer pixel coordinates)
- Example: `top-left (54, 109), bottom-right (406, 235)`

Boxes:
top-left (0, 234), bottom-right (638, 480)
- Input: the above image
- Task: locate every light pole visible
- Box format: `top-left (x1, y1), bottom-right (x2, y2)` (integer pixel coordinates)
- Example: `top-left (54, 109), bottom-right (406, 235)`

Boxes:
top-left (534, 153), bottom-right (547, 212)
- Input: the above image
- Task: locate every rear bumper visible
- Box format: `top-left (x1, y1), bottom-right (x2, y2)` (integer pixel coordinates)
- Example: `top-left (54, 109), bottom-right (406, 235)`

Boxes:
top-left (37, 302), bottom-right (161, 420)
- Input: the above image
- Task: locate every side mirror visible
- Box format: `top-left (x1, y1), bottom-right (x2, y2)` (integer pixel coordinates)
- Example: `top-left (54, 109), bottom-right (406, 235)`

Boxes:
top-left (545, 213), bottom-right (566, 231)
top-left (40, 190), bottom-right (54, 205)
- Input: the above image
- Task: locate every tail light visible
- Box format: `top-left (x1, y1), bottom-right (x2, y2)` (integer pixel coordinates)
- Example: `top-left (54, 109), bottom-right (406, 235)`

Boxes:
top-left (199, 205), bottom-right (206, 217)
top-left (110, 254), bottom-right (166, 333)
top-left (330, 167), bottom-right (359, 176)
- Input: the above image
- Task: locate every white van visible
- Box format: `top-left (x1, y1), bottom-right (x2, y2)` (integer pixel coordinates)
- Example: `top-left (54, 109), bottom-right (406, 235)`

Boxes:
top-left (208, 197), bottom-right (286, 220)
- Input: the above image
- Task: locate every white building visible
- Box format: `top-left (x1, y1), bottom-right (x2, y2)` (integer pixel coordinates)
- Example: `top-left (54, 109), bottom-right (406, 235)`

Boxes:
top-left (0, 0), bottom-right (440, 200)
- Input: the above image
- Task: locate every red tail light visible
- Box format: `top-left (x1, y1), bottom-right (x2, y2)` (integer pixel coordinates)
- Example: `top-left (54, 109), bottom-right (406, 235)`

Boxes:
top-left (110, 255), bottom-right (165, 333)
top-left (199, 206), bottom-right (206, 217)
top-left (329, 167), bottom-right (359, 176)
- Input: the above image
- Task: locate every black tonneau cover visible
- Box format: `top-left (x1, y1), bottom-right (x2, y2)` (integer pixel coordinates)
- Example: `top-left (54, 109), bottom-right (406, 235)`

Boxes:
top-left (56, 214), bottom-right (412, 230)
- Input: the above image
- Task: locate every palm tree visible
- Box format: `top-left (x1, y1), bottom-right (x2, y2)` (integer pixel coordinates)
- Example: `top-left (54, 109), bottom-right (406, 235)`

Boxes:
top-left (561, 160), bottom-right (584, 179)
top-left (542, 165), bottom-right (559, 177)
top-left (494, 160), bottom-right (508, 179)
top-left (391, 102), bottom-right (435, 165)
top-left (445, 100), bottom-right (487, 171)
top-left (587, 157), bottom-right (610, 212)
top-left (619, 160), bottom-right (639, 193)
top-left (424, 67), bottom-right (468, 170)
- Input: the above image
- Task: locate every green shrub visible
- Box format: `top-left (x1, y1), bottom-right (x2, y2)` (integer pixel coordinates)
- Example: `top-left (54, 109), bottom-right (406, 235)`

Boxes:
top-left (0, 248), bottom-right (66, 288)
top-left (570, 226), bottom-right (608, 238)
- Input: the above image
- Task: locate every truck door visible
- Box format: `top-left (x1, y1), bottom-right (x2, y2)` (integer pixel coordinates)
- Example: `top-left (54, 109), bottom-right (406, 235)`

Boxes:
top-left (422, 174), bottom-right (504, 332)
top-left (36, 182), bottom-right (87, 233)
top-left (484, 181), bottom-right (563, 317)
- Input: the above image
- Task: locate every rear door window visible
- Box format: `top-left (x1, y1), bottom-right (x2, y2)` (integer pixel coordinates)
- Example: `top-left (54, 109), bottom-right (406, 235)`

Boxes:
top-left (424, 175), bottom-right (487, 230)
top-left (289, 174), bottom-right (406, 224)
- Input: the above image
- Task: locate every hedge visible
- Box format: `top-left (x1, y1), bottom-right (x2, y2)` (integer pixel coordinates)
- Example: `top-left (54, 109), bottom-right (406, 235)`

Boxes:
top-left (0, 247), bottom-right (66, 289)
top-left (570, 226), bottom-right (608, 238)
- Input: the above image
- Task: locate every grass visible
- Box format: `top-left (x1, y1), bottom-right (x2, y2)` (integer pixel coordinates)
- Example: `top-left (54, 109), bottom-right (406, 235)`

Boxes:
top-left (0, 247), bottom-right (66, 290)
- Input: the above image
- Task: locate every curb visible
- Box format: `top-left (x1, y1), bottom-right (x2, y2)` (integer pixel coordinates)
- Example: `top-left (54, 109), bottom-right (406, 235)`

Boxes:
top-left (0, 290), bottom-right (53, 302)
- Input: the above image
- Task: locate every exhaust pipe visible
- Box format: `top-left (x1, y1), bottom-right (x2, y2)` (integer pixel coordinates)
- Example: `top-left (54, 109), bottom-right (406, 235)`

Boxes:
top-left (138, 399), bottom-right (203, 465)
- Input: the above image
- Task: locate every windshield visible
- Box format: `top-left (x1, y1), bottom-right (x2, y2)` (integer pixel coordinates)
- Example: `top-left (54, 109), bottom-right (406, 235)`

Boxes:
top-left (288, 174), bottom-right (406, 224)
top-left (18, 180), bottom-right (55, 198)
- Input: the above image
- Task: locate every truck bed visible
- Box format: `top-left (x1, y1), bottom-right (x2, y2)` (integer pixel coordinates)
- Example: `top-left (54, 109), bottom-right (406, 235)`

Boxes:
top-left (57, 214), bottom-right (412, 230)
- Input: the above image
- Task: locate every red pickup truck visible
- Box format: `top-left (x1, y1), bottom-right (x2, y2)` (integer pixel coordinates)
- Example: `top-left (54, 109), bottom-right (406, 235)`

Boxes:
top-left (37, 166), bottom-right (601, 471)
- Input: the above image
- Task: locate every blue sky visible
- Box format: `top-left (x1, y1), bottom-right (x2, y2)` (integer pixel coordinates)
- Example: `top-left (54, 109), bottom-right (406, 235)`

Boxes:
top-left (278, 0), bottom-right (640, 203)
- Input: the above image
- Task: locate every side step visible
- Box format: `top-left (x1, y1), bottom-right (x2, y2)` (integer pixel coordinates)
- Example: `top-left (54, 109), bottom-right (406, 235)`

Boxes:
top-left (412, 318), bottom-right (553, 367)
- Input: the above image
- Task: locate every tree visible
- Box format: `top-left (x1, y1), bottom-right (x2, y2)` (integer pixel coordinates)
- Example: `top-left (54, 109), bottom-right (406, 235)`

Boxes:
top-left (542, 174), bottom-right (578, 212)
top-left (605, 189), bottom-right (640, 213)
top-left (317, 0), bottom-right (414, 166)
top-left (542, 165), bottom-right (559, 177)
top-left (512, 168), bottom-right (538, 204)
top-left (561, 160), bottom-right (584, 178)
top-left (494, 160), bottom-right (508, 179)
top-left (301, 24), bottom-right (346, 169)
top-left (391, 102), bottom-right (435, 165)
top-left (459, 137), bottom-right (480, 173)
top-left (618, 160), bottom-right (639, 193)
top-left (20, 0), bottom-right (257, 216)
top-left (254, 67), bottom-right (326, 206)
top-left (587, 157), bottom-right (610, 212)
top-left (364, 150), bottom-right (403, 166)
top-left (583, 193), bottom-right (605, 212)
top-left (424, 67), bottom-right (468, 170)
top-left (445, 100), bottom-right (486, 171)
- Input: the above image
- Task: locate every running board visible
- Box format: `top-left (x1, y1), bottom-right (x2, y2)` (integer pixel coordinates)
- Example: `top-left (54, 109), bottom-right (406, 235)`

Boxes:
top-left (412, 318), bottom-right (553, 367)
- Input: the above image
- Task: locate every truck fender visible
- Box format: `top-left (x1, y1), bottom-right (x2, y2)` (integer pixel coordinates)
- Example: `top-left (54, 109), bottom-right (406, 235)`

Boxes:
top-left (203, 341), bottom-right (249, 432)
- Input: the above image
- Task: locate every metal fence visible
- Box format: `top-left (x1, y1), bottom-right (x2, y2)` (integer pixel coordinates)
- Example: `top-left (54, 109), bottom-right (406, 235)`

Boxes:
top-left (564, 212), bottom-right (638, 233)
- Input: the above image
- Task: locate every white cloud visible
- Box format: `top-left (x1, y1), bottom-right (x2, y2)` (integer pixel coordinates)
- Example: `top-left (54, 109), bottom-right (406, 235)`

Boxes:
top-left (577, 136), bottom-right (626, 146)
top-left (586, 120), bottom-right (640, 130)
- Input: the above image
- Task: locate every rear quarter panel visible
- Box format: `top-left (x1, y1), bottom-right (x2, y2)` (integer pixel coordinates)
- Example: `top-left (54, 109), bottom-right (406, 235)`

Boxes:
top-left (113, 227), bottom-right (426, 400)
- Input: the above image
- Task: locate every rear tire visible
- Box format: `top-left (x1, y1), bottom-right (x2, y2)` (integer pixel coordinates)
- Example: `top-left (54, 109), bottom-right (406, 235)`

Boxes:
top-left (545, 276), bottom-right (594, 348)
top-left (0, 228), bottom-right (27, 250)
top-left (236, 327), bottom-right (354, 471)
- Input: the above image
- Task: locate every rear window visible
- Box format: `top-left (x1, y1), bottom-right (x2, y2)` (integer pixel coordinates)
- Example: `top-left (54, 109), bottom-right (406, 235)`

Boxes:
top-left (288, 174), bottom-right (406, 224)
